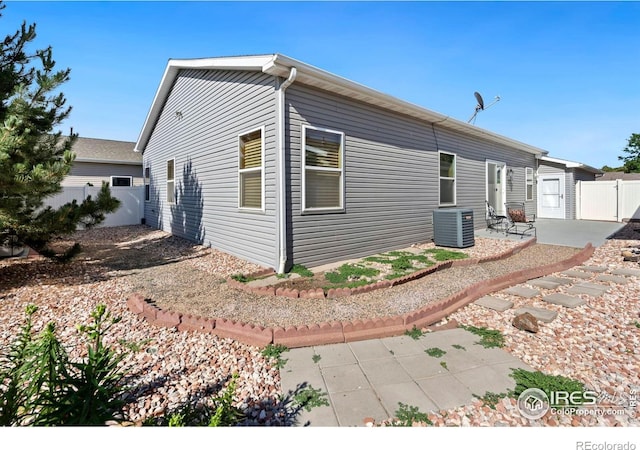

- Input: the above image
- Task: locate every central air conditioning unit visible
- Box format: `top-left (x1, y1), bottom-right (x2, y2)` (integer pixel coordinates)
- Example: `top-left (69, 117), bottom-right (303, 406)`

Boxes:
top-left (432, 208), bottom-right (475, 248)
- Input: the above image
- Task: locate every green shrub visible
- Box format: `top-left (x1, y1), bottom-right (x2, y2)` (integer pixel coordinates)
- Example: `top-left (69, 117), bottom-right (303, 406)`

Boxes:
top-left (0, 304), bottom-right (130, 426)
top-left (404, 325), bottom-right (423, 340)
top-left (324, 263), bottom-right (379, 286)
top-left (423, 248), bottom-right (468, 261)
top-left (425, 347), bottom-right (447, 358)
top-left (510, 369), bottom-right (587, 406)
top-left (261, 343), bottom-right (289, 369)
top-left (390, 403), bottom-right (432, 426)
top-left (290, 264), bottom-right (314, 278)
top-left (460, 325), bottom-right (505, 348)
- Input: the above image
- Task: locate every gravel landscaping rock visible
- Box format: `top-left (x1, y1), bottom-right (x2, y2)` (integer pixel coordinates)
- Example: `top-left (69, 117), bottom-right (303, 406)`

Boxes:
top-left (2, 223), bottom-right (638, 427)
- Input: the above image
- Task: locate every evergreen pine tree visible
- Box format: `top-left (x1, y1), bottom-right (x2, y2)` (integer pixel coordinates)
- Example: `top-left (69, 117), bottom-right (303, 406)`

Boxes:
top-left (0, 2), bottom-right (119, 257)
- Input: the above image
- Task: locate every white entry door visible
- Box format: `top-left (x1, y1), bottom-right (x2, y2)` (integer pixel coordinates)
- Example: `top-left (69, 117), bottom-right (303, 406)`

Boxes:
top-left (486, 161), bottom-right (506, 215)
top-left (538, 174), bottom-right (566, 219)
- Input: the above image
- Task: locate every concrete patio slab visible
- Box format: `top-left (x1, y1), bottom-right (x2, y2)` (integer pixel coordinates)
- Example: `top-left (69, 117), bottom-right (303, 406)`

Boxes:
top-left (315, 342), bottom-right (358, 368)
top-left (376, 382), bottom-right (439, 418)
top-left (543, 293), bottom-right (587, 308)
top-left (567, 282), bottom-right (609, 297)
top-left (513, 306), bottom-right (558, 323)
top-left (416, 375), bottom-right (475, 411)
top-left (280, 329), bottom-right (535, 426)
top-left (528, 279), bottom-right (561, 290)
top-left (595, 274), bottom-right (629, 284)
top-left (330, 388), bottom-right (389, 426)
top-left (503, 286), bottom-right (540, 298)
top-left (560, 270), bottom-right (593, 280)
top-left (474, 295), bottom-right (514, 312)
top-left (611, 268), bottom-right (640, 277)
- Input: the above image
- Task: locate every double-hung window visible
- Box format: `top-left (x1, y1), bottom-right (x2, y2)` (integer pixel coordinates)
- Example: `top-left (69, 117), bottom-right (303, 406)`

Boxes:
top-left (167, 159), bottom-right (175, 204)
top-left (302, 126), bottom-right (344, 212)
top-left (525, 167), bottom-right (534, 201)
top-left (439, 151), bottom-right (456, 206)
top-left (238, 127), bottom-right (264, 210)
top-left (110, 176), bottom-right (132, 187)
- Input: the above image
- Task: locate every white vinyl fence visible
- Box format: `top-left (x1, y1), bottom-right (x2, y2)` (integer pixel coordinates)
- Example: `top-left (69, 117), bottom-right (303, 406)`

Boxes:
top-left (44, 185), bottom-right (145, 228)
top-left (576, 180), bottom-right (640, 222)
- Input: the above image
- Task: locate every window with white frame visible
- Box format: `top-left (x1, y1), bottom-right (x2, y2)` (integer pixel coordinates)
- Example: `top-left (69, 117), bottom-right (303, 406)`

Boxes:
top-left (144, 167), bottom-right (150, 202)
top-left (439, 151), bottom-right (456, 205)
top-left (110, 176), bottom-right (132, 187)
top-left (526, 167), bottom-right (534, 201)
top-left (166, 159), bottom-right (175, 204)
top-left (302, 126), bottom-right (344, 212)
top-left (238, 127), bottom-right (264, 210)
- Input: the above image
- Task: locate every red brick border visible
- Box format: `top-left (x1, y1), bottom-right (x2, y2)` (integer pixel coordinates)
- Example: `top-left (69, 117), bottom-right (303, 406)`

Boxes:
top-left (126, 240), bottom-right (594, 349)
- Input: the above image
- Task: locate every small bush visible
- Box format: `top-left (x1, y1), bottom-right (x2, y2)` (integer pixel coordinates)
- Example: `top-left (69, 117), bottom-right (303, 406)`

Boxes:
top-left (510, 369), bottom-right (587, 406)
top-left (460, 325), bottom-right (505, 348)
top-left (290, 264), bottom-right (314, 278)
top-left (324, 263), bottom-right (379, 285)
top-left (390, 403), bottom-right (432, 426)
top-left (425, 347), bottom-right (447, 358)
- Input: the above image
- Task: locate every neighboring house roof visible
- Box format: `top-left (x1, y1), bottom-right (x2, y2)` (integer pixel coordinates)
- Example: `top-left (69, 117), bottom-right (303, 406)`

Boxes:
top-left (72, 137), bottom-right (140, 165)
top-left (596, 171), bottom-right (640, 181)
top-left (539, 155), bottom-right (603, 174)
top-left (135, 53), bottom-right (550, 157)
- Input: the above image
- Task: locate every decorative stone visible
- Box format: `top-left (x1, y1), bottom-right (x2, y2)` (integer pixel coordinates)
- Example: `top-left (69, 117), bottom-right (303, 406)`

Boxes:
top-left (527, 279), bottom-right (561, 290)
top-left (513, 306), bottom-right (558, 323)
top-left (611, 268), bottom-right (640, 277)
top-left (595, 274), bottom-right (629, 285)
top-left (512, 313), bottom-right (539, 333)
top-left (566, 283), bottom-right (608, 297)
top-left (578, 266), bottom-right (608, 273)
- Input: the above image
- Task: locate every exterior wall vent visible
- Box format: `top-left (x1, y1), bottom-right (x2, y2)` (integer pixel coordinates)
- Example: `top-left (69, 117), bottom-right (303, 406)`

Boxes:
top-left (432, 208), bottom-right (475, 248)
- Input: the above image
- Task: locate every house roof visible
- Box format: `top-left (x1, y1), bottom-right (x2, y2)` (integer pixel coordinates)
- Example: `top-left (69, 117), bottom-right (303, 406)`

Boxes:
top-left (596, 171), bottom-right (640, 181)
top-left (72, 137), bottom-right (141, 165)
top-left (135, 54), bottom-right (550, 157)
top-left (539, 156), bottom-right (603, 174)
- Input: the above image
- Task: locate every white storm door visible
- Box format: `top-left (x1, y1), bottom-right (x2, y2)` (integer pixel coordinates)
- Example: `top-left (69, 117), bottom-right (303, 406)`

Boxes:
top-left (538, 174), bottom-right (566, 219)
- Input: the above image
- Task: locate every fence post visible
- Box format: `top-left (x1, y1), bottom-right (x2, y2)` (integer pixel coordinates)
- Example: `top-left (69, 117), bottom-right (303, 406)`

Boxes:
top-left (575, 181), bottom-right (581, 220)
top-left (616, 179), bottom-right (623, 222)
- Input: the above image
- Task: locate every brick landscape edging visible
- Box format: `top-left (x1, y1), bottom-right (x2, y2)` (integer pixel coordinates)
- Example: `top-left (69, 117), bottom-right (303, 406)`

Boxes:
top-left (225, 237), bottom-right (537, 299)
top-left (126, 240), bottom-right (594, 348)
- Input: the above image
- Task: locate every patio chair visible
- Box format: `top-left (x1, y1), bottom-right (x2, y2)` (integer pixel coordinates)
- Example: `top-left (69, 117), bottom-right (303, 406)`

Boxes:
top-left (505, 202), bottom-right (536, 238)
top-left (485, 201), bottom-right (509, 234)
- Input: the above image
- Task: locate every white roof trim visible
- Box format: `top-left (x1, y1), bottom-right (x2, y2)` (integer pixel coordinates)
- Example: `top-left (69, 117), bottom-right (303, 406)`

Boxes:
top-left (135, 53), bottom-right (549, 157)
top-left (540, 156), bottom-right (602, 174)
top-left (75, 158), bottom-right (141, 165)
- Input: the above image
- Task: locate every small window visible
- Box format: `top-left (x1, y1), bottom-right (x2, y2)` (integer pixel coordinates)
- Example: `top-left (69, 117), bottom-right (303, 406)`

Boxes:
top-left (302, 126), bottom-right (344, 212)
top-left (110, 176), bottom-right (132, 187)
top-left (526, 167), bottom-right (534, 201)
top-left (439, 151), bottom-right (456, 206)
top-left (144, 167), bottom-right (150, 202)
top-left (238, 127), bottom-right (264, 210)
top-left (167, 159), bottom-right (175, 204)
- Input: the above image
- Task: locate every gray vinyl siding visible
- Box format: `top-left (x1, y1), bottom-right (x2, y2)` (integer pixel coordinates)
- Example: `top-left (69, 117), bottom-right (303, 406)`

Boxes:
top-left (64, 162), bottom-right (143, 187)
top-left (142, 69), bottom-right (278, 268)
top-left (286, 84), bottom-right (538, 268)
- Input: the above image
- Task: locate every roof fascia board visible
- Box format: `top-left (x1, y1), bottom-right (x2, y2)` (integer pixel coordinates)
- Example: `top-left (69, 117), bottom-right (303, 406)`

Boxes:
top-left (135, 53), bottom-right (548, 157)
top-left (135, 55), bottom-right (276, 152)
top-left (540, 156), bottom-right (602, 174)
top-left (266, 54), bottom-right (547, 157)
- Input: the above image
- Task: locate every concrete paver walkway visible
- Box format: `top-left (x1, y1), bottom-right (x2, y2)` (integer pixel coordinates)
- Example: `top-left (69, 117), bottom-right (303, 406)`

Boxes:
top-left (280, 328), bottom-right (532, 426)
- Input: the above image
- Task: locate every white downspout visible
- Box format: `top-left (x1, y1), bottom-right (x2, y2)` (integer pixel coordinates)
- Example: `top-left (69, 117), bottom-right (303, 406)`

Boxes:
top-left (276, 67), bottom-right (297, 274)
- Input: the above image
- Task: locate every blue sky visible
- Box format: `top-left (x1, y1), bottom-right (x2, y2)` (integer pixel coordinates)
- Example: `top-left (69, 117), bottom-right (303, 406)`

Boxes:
top-left (3, 1), bottom-right (639, 169)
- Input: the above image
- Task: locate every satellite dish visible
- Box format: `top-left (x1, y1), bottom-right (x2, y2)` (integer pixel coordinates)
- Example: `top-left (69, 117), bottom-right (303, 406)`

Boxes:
top-left (474, 91), bottom-right (485, 110)
top-left (468, 91), bottom-right (501, 124)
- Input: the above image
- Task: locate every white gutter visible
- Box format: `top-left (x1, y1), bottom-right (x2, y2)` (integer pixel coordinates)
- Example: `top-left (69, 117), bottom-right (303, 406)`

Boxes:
top-left (276, 67), bottom-right (297, 274)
